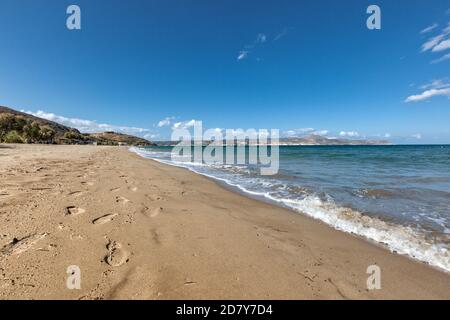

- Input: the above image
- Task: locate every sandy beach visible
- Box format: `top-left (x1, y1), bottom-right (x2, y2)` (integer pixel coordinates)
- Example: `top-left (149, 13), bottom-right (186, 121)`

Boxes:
top-left (0, 144), bottom-right (449, 300)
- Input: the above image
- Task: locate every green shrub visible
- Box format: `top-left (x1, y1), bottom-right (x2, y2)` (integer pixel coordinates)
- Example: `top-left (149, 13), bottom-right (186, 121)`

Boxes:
top-left (64, 130), bottom-right (81, 140)
top-left (0, 114), bottom-right (16, 137)
top-left (39, 126), bottom-right (56, 141)
top-left (23, 121), bottom-right (41, 142)
top-left (3, 130), bottom-right (23, 143)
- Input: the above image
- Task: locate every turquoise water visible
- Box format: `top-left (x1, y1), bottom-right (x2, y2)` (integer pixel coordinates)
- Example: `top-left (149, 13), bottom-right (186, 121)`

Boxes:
top-left (132, 145), bottom-right (450, 272)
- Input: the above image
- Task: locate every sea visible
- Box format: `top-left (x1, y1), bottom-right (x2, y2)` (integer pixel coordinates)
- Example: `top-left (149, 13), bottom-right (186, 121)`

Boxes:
top-left (131, 145), bottom-right (450, 272)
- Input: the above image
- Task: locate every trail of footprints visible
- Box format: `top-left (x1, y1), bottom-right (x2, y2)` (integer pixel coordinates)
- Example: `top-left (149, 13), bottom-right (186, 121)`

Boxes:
top-left (64, 174), bottom-right (167, 272)
top-left (0, 170), bottom-right (168, 293)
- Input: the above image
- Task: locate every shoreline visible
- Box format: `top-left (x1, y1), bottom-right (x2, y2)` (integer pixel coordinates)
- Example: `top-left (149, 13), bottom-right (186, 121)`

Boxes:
top-left (0, 144), bottom-right (449, 299)
top-left (130, 147), bottom-right (450, 274)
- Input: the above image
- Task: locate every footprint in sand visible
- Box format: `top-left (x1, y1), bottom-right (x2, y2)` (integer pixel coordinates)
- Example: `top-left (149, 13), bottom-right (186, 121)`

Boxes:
top-left (65, 206), bottom-right (86, 216)
top-left (0, 191), bottom-right (10, 199)
top-left (81, 181), bottom-right (94, 186)
top-left (115, 196), bottom-right (130, 204)
top-left (130, 187), bottom-right (138, 192)
top-left (105, 240), bottom-right (130, 267)
top-left (67, 191), bottom-right (83, 197)
top-left (110, 187), bottom-right (121, 193)
top-left (92, 213), bottom-right (118, 225)
top-left (140, 206), bottom-right (163, 218)
top-left (145, 194), bottom-right (165, 202)
top-left (150, 207), bottom-right (163, 218)
top-left (0, 233), bottom-right (48, 256)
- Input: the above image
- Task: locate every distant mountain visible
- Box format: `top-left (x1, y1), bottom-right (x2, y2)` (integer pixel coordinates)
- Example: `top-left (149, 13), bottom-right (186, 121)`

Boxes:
top-left (278, 135), bottom-right (392, 146)
top-left (153, 134), bottom-right (391, 146)
top-left (0, 106), bottom-right (155, 146)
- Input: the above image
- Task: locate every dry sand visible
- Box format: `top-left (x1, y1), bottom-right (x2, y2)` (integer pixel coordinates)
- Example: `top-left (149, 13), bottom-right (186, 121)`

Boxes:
top-left (0, 144), bottom-right (449, 299)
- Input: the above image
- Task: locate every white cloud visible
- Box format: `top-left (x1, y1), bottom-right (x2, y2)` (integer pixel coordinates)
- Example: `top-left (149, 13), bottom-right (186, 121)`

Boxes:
top-left (312, 130), bottom-right (329, 136)
top-left (274, 27), bottom-right (289, 41)
top-left (384, 133), bottom-right (391, 138)
top-left (421, 23), bottom-right (438, 34)
top-left (237, 51), bottom-right (249, 61)
top-left (406, 79), bottom-right (450, 102)
top-left (156, 116), bottom-right (174, 127)
top-left (432, 38), bottom-right (450, 51)
top-left (237, 33), bottom-right (267, 61)
top-left (431, 53), bottom-right (450, 63)
top-left (405, 88), bottom-right (450, 102)
top-left (282, 128), bottom-right (314, 137)
top-left (339, 131), bottom-right (359, 137)
top-left (421, 22), bottom-right (450, 52)
top-left (412, 133), bottom-right (422, 139)
top-left (171, 119), bottom-right (201, 130)
top-left (256, 33), bottom-right (267, 44)
top-left (421, 79), bottom-right (450, 89)
top-left (144, 133), bottom-right (159, 139)
top-left (422, 34), bottom-right (446, 52)
top-left (22, 110), bottom-right (152, 136)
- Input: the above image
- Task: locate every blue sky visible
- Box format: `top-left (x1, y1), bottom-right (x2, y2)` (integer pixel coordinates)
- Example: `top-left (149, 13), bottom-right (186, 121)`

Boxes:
top-left (0, 0), bottom-right (449, 143)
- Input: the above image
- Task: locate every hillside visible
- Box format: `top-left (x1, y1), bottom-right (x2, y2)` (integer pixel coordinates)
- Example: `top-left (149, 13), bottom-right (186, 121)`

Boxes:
top-left (0, 106), bottom-right (76, 139)
top-left (277, 135), bottom-right (391, 145)
top-left (0, 106), bottom-right (155, 146)
top-left (88, 132), bottom-right (154, 146)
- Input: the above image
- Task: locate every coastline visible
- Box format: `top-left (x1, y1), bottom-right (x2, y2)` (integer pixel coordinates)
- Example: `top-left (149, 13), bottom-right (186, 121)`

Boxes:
top-left (0, 144), bottom-right (449, 299)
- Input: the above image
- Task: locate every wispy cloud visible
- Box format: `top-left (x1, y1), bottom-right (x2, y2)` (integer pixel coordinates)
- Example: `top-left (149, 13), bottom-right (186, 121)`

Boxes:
top-left (236, 28), bottom-right (291, 61)
top-left (421, 22), bottom-right (450, 52)
top-left (22, 110), bottom-right (152, 136)
top-left (281, 128), bottom-right (329, 137)
top-left (237, 33), bottom-right (266, 61)
top-left (406, 78), bottom-right (450, 102)
top-left (420, 79), bottom-right (450, 90)
top-left (156, 116), bottom-right (174, 128)
top-left (431, 53), bottom-right (450, 63)
top-left (312, 130), bottom-right (329, 136)
top-left (255, 33), bottom-right (267, 44)
top-left (274, 27), bottom-right (289, 41)
top-left (144, 133), bottom-right (159, 139)
top-left (432, 38), bottom-right (450, 52)
top-left (282, 128), bottom-right (315, 137)
top-left (422, 34), bottom-right (446, 52)
top-left (412, 133), bottom-right (422, 139)
top-left (237, 51), bottom-right (249, 61)
top-left (171, 119), bottom-right (201, 130)
top-left (420, 23), bottom-right (438, 34)
top-left (405, 88), bottom-right (450, 102)
top-left (339, 131), bottom-right (359, 137)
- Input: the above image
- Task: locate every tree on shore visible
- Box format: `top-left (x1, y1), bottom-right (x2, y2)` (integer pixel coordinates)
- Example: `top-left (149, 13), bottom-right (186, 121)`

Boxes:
top-left (0, 113), bottom-right (56, 144)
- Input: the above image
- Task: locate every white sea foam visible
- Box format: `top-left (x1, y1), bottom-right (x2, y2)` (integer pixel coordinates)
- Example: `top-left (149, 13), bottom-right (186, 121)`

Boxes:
top-left (130, 147), bottom-right (450, 273)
